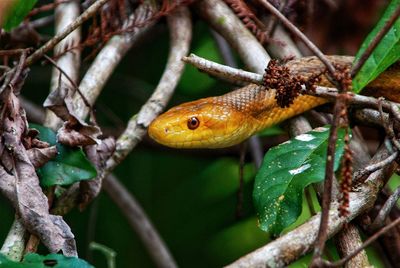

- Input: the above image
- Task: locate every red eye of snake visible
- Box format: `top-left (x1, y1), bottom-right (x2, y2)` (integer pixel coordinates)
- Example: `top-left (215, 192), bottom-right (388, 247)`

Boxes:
top-left (187, 117), bottom-right (200, 130)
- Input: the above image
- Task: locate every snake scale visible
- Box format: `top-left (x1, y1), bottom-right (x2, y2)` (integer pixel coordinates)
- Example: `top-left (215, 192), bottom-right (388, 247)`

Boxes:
top-left (148, 56), bottom-right (400, 148)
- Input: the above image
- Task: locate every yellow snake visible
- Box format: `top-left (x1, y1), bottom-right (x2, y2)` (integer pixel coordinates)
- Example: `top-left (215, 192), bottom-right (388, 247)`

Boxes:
top-left (148, 56), bottom-right (400, 148)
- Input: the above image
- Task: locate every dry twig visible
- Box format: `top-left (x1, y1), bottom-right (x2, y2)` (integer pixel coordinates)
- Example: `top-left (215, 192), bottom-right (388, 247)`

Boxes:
top-left (25, 0), bottom-right (110, 66)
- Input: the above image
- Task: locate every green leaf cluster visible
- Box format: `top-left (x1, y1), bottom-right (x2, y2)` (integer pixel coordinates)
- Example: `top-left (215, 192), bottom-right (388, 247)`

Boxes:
top-left (253, 127), bottom-right (346, 235)
top-left (30, 124), bottom-right (97, 187)
top-left (352, 0), bottom-right (400, 92)
top-left (0, 253), bottom-right (93, 268)
top-left (2, 0), bottom-right (37, 32)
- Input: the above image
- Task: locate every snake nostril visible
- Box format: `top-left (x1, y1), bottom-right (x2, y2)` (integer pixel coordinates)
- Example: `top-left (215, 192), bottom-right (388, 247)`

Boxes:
top-left (164, 127), bottom-right (169, 133)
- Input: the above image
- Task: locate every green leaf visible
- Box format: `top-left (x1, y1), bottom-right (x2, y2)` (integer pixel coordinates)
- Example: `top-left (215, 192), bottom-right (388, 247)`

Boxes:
top-left (352, 0), bottom-right (400, 92)
top-left (0, 253), bottom-right (94, 268)
top-left (30, 124), bottom-right (97, 187)
top-left (2, 0), bottom-right (37, 32)
top-left (253, 126), bottom-right (346, 235)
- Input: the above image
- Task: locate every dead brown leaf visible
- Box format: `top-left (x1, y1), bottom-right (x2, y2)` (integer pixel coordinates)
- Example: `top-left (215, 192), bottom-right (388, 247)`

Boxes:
top-left (79, 137), bottom-right (116, 210)
top-left (1, 92), bottom-right (77, 256)
top-left (43, 82), bottom-right (101, 147)
top-left (26, 146), bottom-right (57, 168)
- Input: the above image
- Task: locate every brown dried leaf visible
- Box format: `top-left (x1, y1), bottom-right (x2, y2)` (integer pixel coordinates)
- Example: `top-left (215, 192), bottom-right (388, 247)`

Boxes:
top-left (23, 128), bottom-right (50, 149)
top-left (0, 166), bottom-right (16, 203)
top-left (43, 83), bottom-right (73, 121)
top-left (79, 137), bottom-right (116, 210)
top-left (43, 82), bottom-right (101, 147)
top-left (1, 95), bottom-right (77, 256)
top-left (26, 146), bottom-right (57, 168)
top-left (57, 120), bottom-right (101, 147)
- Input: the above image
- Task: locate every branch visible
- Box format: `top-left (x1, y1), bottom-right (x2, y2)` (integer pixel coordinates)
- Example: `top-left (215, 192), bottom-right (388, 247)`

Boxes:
top-left (72, 0), bottom-right (159, 121)
top-left (182, 54), bottom-right (261, 85)
top-left (105, 6), bottom-right (192, 171)
top-left (196, 0), bottom-right (270, 73)
top-left (0, 218), bottom-right (26, 261)
top-left (11, 90), bottom-right (178, 268)
top-left (45, 0), bottom-right (81, 130)
top-left (370, 186), bottom-right (400, 230)
top-left (266, 25), bottom-right (302, 59)
top-left (335, 223), bottom-right (370, 268)
top-left (20, 96), bottom-right (45, 123)
top-left (210, 30), bottom-right (263, 168)
top-left (25, 0), bottom-right (110, 66)
top-left (257, 0), bottom-right (337, 77)
top-left (226, 145), bottom-right (397, 267)
top-left (326, 217), bottom-right (400, 267)
top-left (182, 53), bottom-right (400, 113)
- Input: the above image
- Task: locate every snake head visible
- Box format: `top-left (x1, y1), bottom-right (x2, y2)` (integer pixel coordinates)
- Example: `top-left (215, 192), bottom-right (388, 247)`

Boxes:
top-left (148, 98), bottom-right (255, 148)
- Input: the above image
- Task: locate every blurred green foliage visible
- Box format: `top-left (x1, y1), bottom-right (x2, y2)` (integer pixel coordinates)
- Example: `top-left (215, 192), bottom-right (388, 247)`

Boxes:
top-left (1, 0), bottom-right (37, 31)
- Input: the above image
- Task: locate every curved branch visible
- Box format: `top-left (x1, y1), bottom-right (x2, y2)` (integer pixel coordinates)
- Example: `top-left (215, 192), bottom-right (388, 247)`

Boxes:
top-left (103, 174), bottom-right (177, 268)
top-left (72, 0), bottom-right (159, 121)
top-left (45, 0), bottom-right (81, 130)
top-left (227, 145), bottom-right (397, 267)
top-left (196, 0), bottom-right (270, 73)
top-left (105, 6), bottom-right (192, 171)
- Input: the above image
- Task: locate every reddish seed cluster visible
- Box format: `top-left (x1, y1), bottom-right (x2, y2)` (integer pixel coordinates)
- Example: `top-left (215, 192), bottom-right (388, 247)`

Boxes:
top-left (263, 59), bottom-right (303, 108)
top-left (223, 0), bottom-right (267, 43)
top-left (333, 63), bottom-right (352, 92)
top-left (304, 70), bottom-right (324, 92)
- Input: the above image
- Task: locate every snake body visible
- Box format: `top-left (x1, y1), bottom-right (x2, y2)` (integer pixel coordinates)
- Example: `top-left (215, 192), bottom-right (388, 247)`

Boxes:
top-left (148, 56), bottom-right (400, 148)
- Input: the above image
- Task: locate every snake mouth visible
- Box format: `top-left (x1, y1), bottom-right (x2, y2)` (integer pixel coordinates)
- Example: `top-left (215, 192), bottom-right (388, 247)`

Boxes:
top-left (148, 120), bottom-right (232, 148)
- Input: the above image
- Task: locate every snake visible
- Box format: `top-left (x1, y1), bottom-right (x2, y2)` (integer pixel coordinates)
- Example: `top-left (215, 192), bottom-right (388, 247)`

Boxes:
top-left (148, 56), bottom-right (400, 148)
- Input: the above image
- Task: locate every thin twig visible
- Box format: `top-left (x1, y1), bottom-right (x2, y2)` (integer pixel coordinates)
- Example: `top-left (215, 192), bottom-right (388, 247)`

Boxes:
top-left (25, 0), bottom-right (110, 66)
top-left (351, 5), bottom-right (400, 77)
top-left (311, 98), bottom-right (343, 266)
top-left (27, 0), bottom-right (70, 17)
top-left (265, 0), bottom-right (287, 39)
top-left (325, 217), bottom-right (400, 267)
top-left (353, 152), bottom-right (398, 185)
top-left (182, 53), bottom-right (400, 114)
top-left (182, 54), bottom-right (262, 84)
top-left (0, 48), bottom-right (32, 56)
top-left (71, 0), bottom-right (158, 121)
top-left (45, 55), bottom-right (80, 91)
top-left (196, 0), bottom-right (270, 74)
top-left (257, 0), bottom-right (337, 78)
top-left (44, 55), bottom-right (92, 112)
top-left (370, 186), bottom-right (400, 230)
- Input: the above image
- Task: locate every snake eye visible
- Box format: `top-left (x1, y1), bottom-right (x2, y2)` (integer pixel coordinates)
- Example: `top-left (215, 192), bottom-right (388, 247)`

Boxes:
top-left (187, 117), bottom-right (200, 130)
